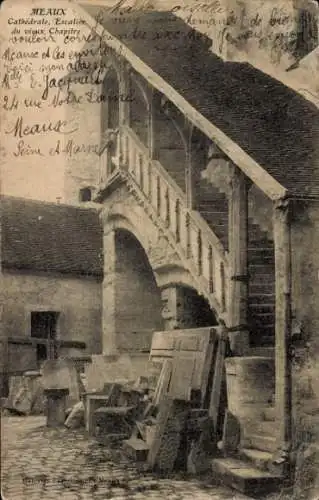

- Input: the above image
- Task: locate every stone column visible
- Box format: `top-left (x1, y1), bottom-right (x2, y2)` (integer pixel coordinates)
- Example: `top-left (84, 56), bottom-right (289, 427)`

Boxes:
top-left (273, 198), bottom-right (292, 472)
top-left (102, 228), bottom-right (118, 355)
top-left (119, 63), bottom-right (130, 166)
top-left (228, 167), bottom-right (250, 355)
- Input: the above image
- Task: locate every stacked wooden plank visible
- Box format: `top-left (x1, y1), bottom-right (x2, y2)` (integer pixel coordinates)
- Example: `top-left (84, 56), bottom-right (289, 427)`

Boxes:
top-left (123, 326), bottom-right (228, 473)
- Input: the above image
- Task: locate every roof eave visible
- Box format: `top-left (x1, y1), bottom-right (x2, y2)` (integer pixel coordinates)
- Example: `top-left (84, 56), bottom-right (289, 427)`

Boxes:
top-left (78, 5), bottom-right (288, 202)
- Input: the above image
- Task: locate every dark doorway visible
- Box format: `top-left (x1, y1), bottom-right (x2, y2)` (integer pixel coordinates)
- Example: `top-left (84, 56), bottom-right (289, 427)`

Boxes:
top-left (31, 311), bottom-right (59, 365)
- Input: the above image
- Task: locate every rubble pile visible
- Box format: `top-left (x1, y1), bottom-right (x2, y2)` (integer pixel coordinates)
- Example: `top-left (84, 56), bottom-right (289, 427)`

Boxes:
top-left (3, 371), bottom-right (45, 415)
top-left (81, 327), bottom-right (225, 474)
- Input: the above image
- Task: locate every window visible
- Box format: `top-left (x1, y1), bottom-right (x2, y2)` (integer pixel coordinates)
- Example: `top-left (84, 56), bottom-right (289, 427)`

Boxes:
top-left (31, 311), bottom-right (59, 365)
top-left (79, 187), bottom-right (92, 202)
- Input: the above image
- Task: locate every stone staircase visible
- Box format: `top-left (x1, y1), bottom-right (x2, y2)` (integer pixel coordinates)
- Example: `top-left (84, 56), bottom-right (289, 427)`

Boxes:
top-left (196, 178), bottom-right (276, 347)
top-left (248, 220), bottom-right (275, 347)
top-left (211, 356), bottom-right (281, 496)
top-left (197, 179), bottom-right (229, 250)
top-left (99, 125), bottom-right (281, 495)
top-left (211, 405), bottom-right (281, 496)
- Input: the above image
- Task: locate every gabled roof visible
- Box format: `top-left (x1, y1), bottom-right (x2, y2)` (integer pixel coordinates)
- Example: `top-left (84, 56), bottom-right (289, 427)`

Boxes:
top-left (1, 197), bottom-right (103, 277)
top-left (82, 7), bottom-right (319, 199)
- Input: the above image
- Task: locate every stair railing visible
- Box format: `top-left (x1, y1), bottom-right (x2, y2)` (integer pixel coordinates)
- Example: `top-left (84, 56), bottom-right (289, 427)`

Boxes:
top-left (100, 125), bottom-right (230, 319)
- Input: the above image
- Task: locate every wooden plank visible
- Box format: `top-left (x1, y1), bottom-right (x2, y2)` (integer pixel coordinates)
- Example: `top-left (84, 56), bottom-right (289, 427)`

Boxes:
top-left (169, 353), bottom-right (196, 401)
top-left (147, 396), bottom-right (189, 472)
top-left (153, 359), bottom-right (172, 407)
top-left (198, 328), bottom-right (218, 405)
top-left (209, 326), bottom-right (228, 430)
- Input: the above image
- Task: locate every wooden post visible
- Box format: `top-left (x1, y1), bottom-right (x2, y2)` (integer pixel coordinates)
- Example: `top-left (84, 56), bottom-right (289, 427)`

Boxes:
top-left (185, 147), bottom-right (193, 208)
top-left (228, 167), bottom-right (250, 354)
top-left (119, 63), bottom-right (130, 166)
top-left (273, 198), bottom-right (292, 473)
top-left (149, 90), bottom-right (161, 161)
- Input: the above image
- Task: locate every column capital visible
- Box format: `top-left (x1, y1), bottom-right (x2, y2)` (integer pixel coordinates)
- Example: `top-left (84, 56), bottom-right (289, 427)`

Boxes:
top-left (273, 197), bottom-right (291, 225)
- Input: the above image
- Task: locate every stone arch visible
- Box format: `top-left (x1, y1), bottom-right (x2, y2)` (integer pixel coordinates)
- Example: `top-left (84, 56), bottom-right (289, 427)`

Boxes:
top-left (101, 197), bottom-right (219, 354)
top-left (111, 227), bottom-right (164, 352)
top-left (103, 209), bottom-right (191, 290)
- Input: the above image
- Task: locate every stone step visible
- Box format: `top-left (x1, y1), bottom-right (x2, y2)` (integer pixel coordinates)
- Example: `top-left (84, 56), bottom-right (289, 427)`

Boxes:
top-left (244, 433), bottom-right (277, 453)
top-left (249, 283), bottom-right (275, 294)
top-left (249, 347), bottom-right (275, 357)
top-left (248, 241), bottom-right (274, 249)
top-left (211, 457), bottom-right (282, 495)
top-left (248, 294), bottom-right (275, 304)
top-left (250, 313), bottom-right (275, 322)
top-left (250, 334), bottom-right (275, 347)
top-left (249, 261), bottom-right (275, 269)
top-left (248, 256), bottom-right (274, 265)
top-left (249, 273), bottom-right (275, 280)
top-left (122, 438), bottom-right (150, 461)
top-left (262, 406), bottom-right (276, 421)
top-left (249, 304), bottom-right (275, 314)
top-left (248, 247), bottom-right (274, 255)
top-left (240, 448), bottom-right (273, 472)
top-left (257, 420), bottom-right (277, 435)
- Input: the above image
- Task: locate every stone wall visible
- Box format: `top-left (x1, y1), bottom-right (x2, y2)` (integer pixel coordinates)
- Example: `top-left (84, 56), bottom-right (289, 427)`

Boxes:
top-left (291, 201), bottom-right (319, 446)
top-left (290, 201), bottom-right (319, 496)
top-left (1, 269), bottom-right (102, 379)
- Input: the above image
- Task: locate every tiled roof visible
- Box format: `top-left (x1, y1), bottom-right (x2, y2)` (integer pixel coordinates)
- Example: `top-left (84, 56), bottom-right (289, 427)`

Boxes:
top-left (1, 197), bottom-right (103, 277)
top-left (83, 7), bottom-right (319, 198)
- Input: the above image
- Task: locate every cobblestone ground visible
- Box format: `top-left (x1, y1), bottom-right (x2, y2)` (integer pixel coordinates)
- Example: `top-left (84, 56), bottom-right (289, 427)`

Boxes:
top-left (1, 415), bottom-right (253, 500)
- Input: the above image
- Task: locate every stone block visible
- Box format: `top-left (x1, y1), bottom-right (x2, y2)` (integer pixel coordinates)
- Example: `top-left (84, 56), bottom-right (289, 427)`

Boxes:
top-left (222, 409), bottom-right (241, 455)
top-left (84, 353), bottom-right (158, 392)
top-left (64, 401), bottom-right (84, 429)
top-left (44, 388), bottom-right (69, 427)
top-left (225, 356), bottom-right (275, 425)
top-left (5, 373), bottom-right (44, 415)
top-left (41, 359), bottom-right (82, 408)
top-left (123, 438), bottom-right (150, 461)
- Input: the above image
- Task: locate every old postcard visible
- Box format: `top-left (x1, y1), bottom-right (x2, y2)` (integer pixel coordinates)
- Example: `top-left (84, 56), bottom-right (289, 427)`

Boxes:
top-left (0, 0), bottom-right (318, 499)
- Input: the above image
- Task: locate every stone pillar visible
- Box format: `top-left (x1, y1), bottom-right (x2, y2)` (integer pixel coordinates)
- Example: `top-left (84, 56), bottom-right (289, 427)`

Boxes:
top-left (273, 198), bottom-right (292, 472)
top-left (102, 228), bottom-right (118, 355)
top-left (228, 167), bottom-right (250, 355)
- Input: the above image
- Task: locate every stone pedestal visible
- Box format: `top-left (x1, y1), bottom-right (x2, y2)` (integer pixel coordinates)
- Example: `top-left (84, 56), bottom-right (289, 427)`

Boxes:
top-left (44, 388), bottom-right (69, 427)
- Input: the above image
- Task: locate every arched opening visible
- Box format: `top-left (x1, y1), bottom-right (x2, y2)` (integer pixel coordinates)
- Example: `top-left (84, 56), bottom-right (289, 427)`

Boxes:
top-left (161, 284), bottom-right (218, 330)
top-left (129, 74), bottom-right (149, 148)
top-left (114, 229), bottom-right (164, 352)
top-left (101, 67), bottom-right (120, 132)
top-left (155, 100), bottom-right (188, 192)
top-left (179, 285), bottom-right (218, 327)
